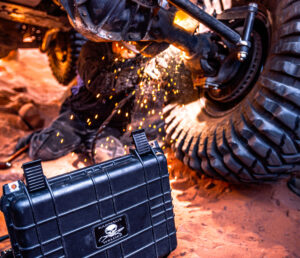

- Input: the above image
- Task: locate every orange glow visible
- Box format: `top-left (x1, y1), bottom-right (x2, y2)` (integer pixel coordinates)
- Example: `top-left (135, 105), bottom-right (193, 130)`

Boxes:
top-left (173, 10), bottom-right (199, 33)
top-left (112, 42), bottom-right (137, 59)
top-left (9, 13), bottom-right (25, 21)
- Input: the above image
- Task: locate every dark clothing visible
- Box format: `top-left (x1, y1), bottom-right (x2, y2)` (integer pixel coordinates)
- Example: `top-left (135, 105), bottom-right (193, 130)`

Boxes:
top-left (26, 41), bottom-right (144, 160)
top-left (62, 41), bottom-right (142, 131)
top-left (29, 110), bottom-right (89, 160)
top-left (20, 41), bottom-right (195, 161)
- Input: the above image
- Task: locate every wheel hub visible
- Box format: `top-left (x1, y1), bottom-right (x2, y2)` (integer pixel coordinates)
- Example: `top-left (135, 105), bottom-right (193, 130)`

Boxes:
top-left (206, 30), bottom-right (263, 104)
top-left (192, 10), bottom-right (269, 112)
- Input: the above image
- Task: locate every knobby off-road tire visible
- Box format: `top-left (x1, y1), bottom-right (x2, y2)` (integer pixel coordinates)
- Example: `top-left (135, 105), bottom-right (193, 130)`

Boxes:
top-left (165, 0), bottom-right (300, 183)
top-left (48, 31), bottom-right (85, 85)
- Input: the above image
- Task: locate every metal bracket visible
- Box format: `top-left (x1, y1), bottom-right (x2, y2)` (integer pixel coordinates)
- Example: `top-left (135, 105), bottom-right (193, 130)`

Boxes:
top-left (131, 129), bottom-right (152, 155)
top-left (22, 160), bottom-right (47, 193)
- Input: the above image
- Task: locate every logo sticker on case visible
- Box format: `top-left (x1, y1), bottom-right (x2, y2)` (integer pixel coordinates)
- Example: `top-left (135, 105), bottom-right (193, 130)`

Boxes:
top-left (94, 215), bottom-right (128, 247)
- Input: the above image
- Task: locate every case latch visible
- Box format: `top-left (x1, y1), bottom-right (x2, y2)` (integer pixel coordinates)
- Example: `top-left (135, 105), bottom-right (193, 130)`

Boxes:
top-left (131, 129), bottom-right (152, 155)
top-left (22, 160), bottom-right (47, 193)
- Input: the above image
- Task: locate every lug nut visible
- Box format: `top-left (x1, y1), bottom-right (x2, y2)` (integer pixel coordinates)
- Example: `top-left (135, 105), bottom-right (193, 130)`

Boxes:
top-left (237, 51), bottom-right (248, 61)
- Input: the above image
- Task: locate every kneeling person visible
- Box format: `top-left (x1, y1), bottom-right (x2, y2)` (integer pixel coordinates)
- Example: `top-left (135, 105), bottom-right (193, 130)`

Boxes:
top-left (16, 41), bottom-right (144, 161)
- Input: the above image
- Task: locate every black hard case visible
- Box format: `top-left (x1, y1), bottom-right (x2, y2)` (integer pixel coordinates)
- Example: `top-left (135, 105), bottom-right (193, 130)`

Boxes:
top-left (1, 131), bottom-right (177, 258)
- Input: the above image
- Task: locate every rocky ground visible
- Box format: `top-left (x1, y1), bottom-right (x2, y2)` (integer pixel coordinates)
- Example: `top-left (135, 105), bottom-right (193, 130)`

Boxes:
top-left (0, 49), bottom-right (299, 257)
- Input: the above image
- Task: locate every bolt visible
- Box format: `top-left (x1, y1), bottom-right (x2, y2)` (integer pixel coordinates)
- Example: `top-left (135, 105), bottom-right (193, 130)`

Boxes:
top-left (249, 3), bottom-right (258, 9)
top-left (237, 51), bottom-right (248, 61)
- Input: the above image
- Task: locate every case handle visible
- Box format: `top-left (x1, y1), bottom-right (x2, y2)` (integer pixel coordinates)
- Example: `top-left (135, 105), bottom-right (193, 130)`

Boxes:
top-left (22, 160), bottom-right (47, 193)
top-left (131, 129), bottom-right (152, 155)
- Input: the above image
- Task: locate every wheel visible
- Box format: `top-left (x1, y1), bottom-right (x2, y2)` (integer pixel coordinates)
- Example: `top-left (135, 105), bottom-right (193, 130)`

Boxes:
top-left (47, 31), bottom-right (85, 85)
top-left (165, 0), bottom-right (300, 183)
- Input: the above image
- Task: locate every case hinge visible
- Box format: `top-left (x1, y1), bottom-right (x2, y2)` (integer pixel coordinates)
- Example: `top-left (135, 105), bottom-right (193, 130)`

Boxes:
top-left (22, 160), bottom-right (47, 193)
top-left (131, 129), bottom-right (152, 155)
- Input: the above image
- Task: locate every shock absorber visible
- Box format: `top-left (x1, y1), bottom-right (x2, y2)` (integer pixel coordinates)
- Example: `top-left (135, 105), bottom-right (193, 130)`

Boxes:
top-left (237, 3), bottom-right (258, 61)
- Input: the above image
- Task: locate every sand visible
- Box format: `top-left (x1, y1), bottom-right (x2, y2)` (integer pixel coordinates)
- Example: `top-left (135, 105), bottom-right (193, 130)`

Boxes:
top-left (0, 49), bottom-right (299, 257)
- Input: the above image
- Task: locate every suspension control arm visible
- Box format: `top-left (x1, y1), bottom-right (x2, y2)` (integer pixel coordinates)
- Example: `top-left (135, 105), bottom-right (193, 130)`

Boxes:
top-left (167, 0), bottom-right (241, 44)
top-left (167, 0), bottom-right (258, 61)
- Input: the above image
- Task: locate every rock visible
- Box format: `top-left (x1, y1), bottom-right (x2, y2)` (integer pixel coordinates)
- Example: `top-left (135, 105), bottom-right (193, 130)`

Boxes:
top-left (0, 88), bottom-right (16, 105)
top-left (12, 86), bottom-right (27, 93)
top-left (204, 181), bottom-right (216, 190)
top-left (2, 49), bottom-right (19, 61)
top-left (0, 88), bottom-right (34, 114)
top-left (13, 94), bottom-right (33, 109)
top-left (0, 65), bottom-right (6, 72)
top-left (18, 103), bottom-right (44, 129)
top-left (0, 112), bottom-right (28, 130)
top-left (225, 187), bottom-right (232, 193)
top-left (171, 178), bottom-right (194, 191)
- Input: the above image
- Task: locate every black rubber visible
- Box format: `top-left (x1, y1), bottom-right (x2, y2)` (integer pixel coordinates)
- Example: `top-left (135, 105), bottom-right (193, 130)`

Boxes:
top-left (0, 234), bottom-right (9, 242)
top-left (48, 31), bottom-right (85, 85)
top-left (287, 175), bottom-right (300, 196)
top-left (165, 0), bottom-right (300, 183)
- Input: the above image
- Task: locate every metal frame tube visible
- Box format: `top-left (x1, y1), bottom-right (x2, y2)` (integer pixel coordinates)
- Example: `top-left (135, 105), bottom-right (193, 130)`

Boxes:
top-left (242, 3), bottom-right (258, 44)
top-left (167, 0), bottom-right (241, 44)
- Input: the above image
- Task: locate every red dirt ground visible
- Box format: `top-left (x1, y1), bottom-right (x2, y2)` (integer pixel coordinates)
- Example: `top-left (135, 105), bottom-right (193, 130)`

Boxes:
top-left (0, 49), bottom-right (299, 258)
